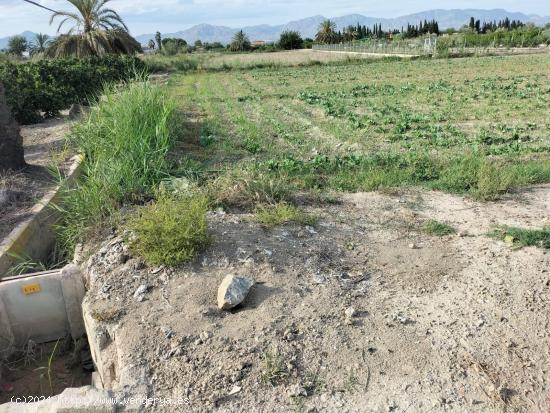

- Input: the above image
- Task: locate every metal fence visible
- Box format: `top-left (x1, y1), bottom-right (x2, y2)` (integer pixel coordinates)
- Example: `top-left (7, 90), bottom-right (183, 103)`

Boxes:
top-left (312, 36), bottom-right (437, 56)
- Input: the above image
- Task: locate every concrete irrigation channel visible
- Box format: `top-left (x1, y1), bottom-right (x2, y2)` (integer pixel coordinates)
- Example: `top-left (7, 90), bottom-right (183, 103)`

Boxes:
top-left (0, 155), bottom-right (86, 359)
top-left (0, 154), bottom-right (117, 411)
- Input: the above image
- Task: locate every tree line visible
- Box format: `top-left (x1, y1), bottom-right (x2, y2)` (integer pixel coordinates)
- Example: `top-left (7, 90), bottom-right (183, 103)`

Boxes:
top-left (313, 16), bottom-right (547, 44)
top-left (468, 17), bottom-right (525, 34)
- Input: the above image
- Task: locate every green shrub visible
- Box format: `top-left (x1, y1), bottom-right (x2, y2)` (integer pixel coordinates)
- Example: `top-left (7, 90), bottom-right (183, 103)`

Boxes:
top-left (0, 55), bottom-right (144, 123)
top-left (252, 203), bottom-right (317, 228)
top-left (279, 31), bottom-right (304, 50)
top-left (57, 79), bottom-right (177, 253)
top-left (127, 194), bottom-right (209, 266)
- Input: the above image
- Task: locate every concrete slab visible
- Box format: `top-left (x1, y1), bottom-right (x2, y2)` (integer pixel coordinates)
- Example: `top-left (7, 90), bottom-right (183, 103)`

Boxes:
top-left (0, 265), bottom-right (86, 355)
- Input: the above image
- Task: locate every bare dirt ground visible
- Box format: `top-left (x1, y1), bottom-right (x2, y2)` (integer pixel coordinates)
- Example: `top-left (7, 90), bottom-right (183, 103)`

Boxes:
top-left (0, 117), bottom-right (71, 242)
top-left (82, 185), bottom-right (549, 412)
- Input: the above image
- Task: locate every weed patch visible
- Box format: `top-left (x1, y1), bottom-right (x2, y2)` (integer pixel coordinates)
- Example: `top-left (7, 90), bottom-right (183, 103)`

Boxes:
top-left (491, 226), bottom-right (550, 249)
top-left (252, 203), bottom-right (317, 228)
top-left (127, 194), bottom-right (210, 266)
top-left (260, 350), bottom-right (289, 386)
top-left (424, 220), bottom-right (456, 236)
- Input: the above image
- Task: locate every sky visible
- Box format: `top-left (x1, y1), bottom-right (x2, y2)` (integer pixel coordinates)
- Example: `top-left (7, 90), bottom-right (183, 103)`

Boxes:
top-left (1, 0), bottom-right (550, 37)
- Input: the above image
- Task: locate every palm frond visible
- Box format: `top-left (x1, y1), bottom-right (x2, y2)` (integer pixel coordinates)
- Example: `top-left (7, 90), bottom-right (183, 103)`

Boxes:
top-left (45, 0), bottom-right (140, 57)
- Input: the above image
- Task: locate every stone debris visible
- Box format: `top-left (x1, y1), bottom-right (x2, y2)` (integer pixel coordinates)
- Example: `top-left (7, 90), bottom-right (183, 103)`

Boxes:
top-left (161, 326), bottom-right (174, 339)
top-left (344, 307), bottom-right (357, 325)
top-left (228, 385), bottom-right (242, 396)
top-left (200, 331), bottom-right (213, 341)
top-left (217, 275), bottom-right (255, 310)
top-left (313, 273), bottom-right (328, 285)
top-left (133, 284), bottom-right (149, 301)
top-left (345, 307), bottom-right (357, 319)
top-left (287, 383), bottom-right (308, 398)
top-left (392, 312), bottom-right (414, 325)
top-left (306, 226), bottom-right (318, 234)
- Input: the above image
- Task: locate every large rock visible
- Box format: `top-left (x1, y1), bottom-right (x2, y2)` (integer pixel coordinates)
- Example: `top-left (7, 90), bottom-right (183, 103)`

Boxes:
top-left (0, 83), bottom-right (26, 172)
top-left (217, 275), bottom-right (255, 310)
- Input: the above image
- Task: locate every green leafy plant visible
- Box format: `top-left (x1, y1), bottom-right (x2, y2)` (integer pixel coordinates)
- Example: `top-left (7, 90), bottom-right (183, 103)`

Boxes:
top-left (127, 194), bottom-right (210, 266)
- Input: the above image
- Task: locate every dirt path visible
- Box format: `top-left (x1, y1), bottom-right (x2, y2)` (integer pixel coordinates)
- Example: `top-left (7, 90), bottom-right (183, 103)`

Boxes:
top-left (0, 118), bottom-right (71, 243)
top-left (81, 185), bottom-right (549, 412)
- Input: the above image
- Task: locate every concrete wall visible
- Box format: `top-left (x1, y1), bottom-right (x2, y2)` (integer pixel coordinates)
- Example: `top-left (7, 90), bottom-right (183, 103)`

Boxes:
top-left (0, 265), bottom-right (86, 356)
top-left (0, 154), bottom-right (83, 276)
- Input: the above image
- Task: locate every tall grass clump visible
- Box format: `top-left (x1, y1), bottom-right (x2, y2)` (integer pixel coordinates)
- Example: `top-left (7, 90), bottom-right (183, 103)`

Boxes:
top-left (57, 79), bottom-right (177, 254)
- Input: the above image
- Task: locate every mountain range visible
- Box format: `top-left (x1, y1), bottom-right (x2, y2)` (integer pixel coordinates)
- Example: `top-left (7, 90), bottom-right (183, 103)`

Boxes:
top-left (134, 9), bottom-right (550, 45)
top-left (0, 31), bottom-right (39, 51)
top-left (1, 9), bottom-right (549, 49)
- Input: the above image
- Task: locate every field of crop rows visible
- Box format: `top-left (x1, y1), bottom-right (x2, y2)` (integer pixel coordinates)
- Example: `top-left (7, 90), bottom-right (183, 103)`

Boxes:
top-left (171, 54), bottom-right (550, 201)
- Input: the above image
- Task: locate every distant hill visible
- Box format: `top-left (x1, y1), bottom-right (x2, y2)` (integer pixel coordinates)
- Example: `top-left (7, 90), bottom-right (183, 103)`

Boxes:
top-left (0, 31), bottom-right (37, 50)
top-left (136, 9), bottom-right (550, 45)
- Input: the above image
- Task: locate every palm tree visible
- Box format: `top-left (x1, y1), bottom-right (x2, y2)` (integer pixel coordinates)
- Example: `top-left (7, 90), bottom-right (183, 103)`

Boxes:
top-left (316, 19), bottom-right (337, 44)
top-left (29, 33), bottom-right (51, 56)
top-left (45, 0), bottom-right (142, 58)
top-left (7, 36), bottom-right (28, 56)
top-left (230, 30), bottom-right (251, 52)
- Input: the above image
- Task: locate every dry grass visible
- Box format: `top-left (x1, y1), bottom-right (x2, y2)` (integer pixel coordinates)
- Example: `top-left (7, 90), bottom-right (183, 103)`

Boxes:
top-left (203, 50), bottom-right (379, 67)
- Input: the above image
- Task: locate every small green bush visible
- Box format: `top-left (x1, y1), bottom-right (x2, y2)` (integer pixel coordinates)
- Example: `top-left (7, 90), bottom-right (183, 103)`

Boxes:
top-left (424, 220), bottom-right (456, 236)
top-left (0, 55), bottom-right (144, 123)
top-left (253, 203), bottom-right (317, 228)
top-left (127, 194), bottom-right (210, 266)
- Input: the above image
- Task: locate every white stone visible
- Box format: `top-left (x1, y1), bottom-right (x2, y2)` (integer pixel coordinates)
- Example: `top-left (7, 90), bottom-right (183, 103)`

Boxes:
top-left (217, 275), bottom-right (255, 310)
top-left (228, 385), bottom-right (242, 396)
top-left (345, 307), bottom-right (357, 319)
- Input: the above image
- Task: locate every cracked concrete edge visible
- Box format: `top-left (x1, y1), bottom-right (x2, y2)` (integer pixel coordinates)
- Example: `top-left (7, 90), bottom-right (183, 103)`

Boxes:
top-left (82, 299), bottom-right (152, 400)
top-left (60, 264), bottom-right (87, 340)
top-left (0, 154), bottom-right (84, 277)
